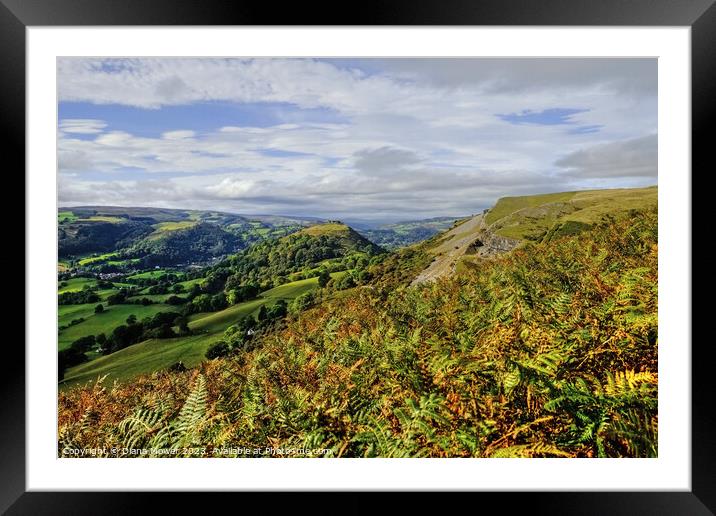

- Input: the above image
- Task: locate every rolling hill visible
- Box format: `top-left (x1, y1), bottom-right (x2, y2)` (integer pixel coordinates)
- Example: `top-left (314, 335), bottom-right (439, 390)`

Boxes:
top-left (205, 221), bottom-right (383, 290)
top-left (59, 204), bottom-right (659, 458)
top-left (58, 206), bottom-right (315, 269)
top-left (291, 222), bottom-right (383, 254)
top-left (58, 219), bottom-right (381, 388)
top-left (59, 273), bottom-right (344, 388)
top-left (412, 186), bottom-right (657, 285)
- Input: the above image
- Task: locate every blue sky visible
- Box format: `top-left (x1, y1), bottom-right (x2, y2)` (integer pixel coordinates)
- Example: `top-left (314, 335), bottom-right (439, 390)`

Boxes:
top-left (497, 108), bottom-right (589, 126)
top-left (59, 101), bottom-right (348, 139)
top-left (57, 58), bottom-right (657, 222)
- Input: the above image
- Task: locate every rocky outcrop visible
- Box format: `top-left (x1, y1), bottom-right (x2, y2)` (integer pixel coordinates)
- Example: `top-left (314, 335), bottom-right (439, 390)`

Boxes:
top-left (463, 214), bottom-right (521, 258)
top-left (410, 213), bottom-right (520, 286)
top-left (468, 231), bottom-right (520, 258)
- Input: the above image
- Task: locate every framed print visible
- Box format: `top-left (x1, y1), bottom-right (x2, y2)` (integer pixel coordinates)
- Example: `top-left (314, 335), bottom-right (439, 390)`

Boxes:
top-left (3, 0), bottom-right (713, 513)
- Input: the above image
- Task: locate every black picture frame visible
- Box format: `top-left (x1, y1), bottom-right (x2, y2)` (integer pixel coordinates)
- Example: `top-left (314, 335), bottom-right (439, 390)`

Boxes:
top-left (3, 0), bottom-right (711, 513)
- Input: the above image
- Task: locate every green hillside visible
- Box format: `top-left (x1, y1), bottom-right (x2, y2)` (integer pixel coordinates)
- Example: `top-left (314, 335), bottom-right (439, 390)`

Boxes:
top-left (205, 221), bottom-right (383, 291)
top-left (59, 208), bottom-right (658, 458)
top-left (60, 333), bottom-right (219, 388)
top-left (58, 206), bottom-right (308, 269)
top-left (189, 277), bottom-right (320, 333)
top-left (485, 186), bottom-right (657, 241)
top-left (293, 222), bottom-right (384, 254)
top-left (59, 303), bottom-right (180, 350)
top-left (60, 274), bottom-right (342, 389)
top-left (57, 217), bottom-right (379, 389)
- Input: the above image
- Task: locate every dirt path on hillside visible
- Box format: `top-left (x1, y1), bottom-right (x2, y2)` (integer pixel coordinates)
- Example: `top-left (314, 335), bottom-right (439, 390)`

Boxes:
top-left (411, 214), bottom-right (484, 286)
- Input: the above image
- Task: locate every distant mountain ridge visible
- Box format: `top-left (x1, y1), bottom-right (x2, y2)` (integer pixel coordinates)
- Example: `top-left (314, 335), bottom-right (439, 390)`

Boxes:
top-left (59, 206), bottom-right (453, 268)
top-left (356, 216), bottom-right (464, 250)
top-left (58, 206), bottom-right (314, 267)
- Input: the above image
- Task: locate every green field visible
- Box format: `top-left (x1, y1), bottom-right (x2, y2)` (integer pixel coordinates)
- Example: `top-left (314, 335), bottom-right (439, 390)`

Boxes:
top-left (188, 299), bottom-right (267, 333)
top-left (59, 279), bottom-right (135, 300)
top-left (148, 221), bottom-right (196, 239)
top-left (106, 258), bottom-right (141, 266)
top-left (58, 303), bottom-right (180, 350)
top-left (61, 333), bottom-right (220, 389)
top-left (78, 252), bottom-right (119, 266)
top-left (61, 275), bottom-right (339, 388)
top-left (126, 270), bottom-right (171, 280)
top-left (81, 215), bottom-right (125, 223)
top-left (186, 276), bottom-right (324, 332)
top-left (111, 282), bottom-right (136, 289)
top-left (58, 277), bottom-right (97, 293)
top-left (58, 210), bottom-right (77, 223)
top-left (176, 277), bottom-right (204, 290)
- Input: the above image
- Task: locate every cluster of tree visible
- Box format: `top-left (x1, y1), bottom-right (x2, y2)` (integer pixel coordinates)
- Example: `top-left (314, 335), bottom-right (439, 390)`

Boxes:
top-left (289, 291), bottom-right (316, 314)
top-left (101, 311), bottom-right (188, 355)
top-left (129, 223), bottom-right (243, 267)
top-left (58, 289), bottom-right (100, 305)
top-left (205, 300), bottom-right (289, 360)
top-left (184, 292), bottom-right (228, 314)
top-left (58, 341), bottom-right (91, 380)
top-left (58, 219), bottom-right (153, 258)
top-left (147, 283), bottom-right (185, 295)
top-left (172, 272), bottom-right (259, 315)
top-left (201, 231), bottom-right (382, 295)
top-left (58, 279), bottom-right (142, 306)
top-left (132, 297), bottom-right (156, 306)
top-left (58, 317), bottom-right (85, 331)
top-left (59, 333), bottom-right (108, 380)
top-left (125, 273), bottom-right (183, 288)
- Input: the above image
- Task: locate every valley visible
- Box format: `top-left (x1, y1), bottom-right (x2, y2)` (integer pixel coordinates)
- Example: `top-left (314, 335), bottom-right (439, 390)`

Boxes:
top-left (58, 185), bottom-right (659, 458)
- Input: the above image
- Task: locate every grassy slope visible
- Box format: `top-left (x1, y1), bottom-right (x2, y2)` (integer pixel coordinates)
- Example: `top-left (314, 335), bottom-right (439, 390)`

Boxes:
top-left (147, 221), bottom-right (197, 240)
top-left (484, 191), bottom-right (576, 225)
top-left (58, 210), bottom-right (77, 222)
top-left (58, 277), bottom-right (97, 293)
top-left (485, 186), bottom-right (657, 241)
top-left (126, 270), bottom-right (170, 280)
top-left (58, 210), bottom-right (659, 458)
top-left (176, 278), bottom-right (204, 290)
top-left (153, 221), bottom-right (196, 232)
top-left (298, 223), bottom-right (349, 237)
top-left (58, 303), bottom-right (180, 350)
top-left (80, 215), bottom-right (125, 223)
top-left (78, 252), bottom-right (119, 266)
top-left (61, 333), bottom-right (216, 389)
top-left (61, 275), bottom-right (339, 388)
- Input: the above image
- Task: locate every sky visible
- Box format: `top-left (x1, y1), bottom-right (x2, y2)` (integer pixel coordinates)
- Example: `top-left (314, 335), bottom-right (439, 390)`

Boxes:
top-left (57, 58), bottom-right (657, 224)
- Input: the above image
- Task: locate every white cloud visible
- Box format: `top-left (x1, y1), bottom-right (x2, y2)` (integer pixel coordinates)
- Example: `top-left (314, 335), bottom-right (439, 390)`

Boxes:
top-left (59, 119), bottom-right (107, 134)
top-left (57, 58), bottom-right (658, 221)
top-left (555, 134), bottom-right (657, 178)
top-left (162, 130), bottom-right (196, 140)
